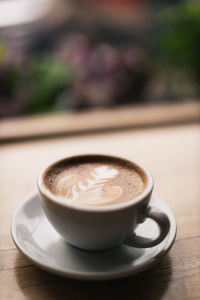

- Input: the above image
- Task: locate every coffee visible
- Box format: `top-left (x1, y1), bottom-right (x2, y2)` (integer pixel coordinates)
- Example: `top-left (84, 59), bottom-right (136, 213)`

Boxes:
top-left (44, 155), bottom-right (147, 206)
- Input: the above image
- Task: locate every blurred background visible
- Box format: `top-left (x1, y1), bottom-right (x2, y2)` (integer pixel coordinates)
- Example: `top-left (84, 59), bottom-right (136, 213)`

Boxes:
top-left (0, 0), bottom-right (200, 118)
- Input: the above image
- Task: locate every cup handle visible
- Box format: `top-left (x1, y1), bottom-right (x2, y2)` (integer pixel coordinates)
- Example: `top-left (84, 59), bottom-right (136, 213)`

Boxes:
top-left (124, 206), bottom-right (170, 248)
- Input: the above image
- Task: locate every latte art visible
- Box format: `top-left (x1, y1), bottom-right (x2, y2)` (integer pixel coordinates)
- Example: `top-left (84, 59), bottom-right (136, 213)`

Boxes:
top-left (44, 155), bottom-right (147, 206)
top-left (56, 166), bottom-right (123, 206)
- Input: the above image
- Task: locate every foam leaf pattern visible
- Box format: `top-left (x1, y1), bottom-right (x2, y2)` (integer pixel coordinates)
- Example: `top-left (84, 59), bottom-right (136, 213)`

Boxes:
top-left (56, 165), bottom-right (123, 205)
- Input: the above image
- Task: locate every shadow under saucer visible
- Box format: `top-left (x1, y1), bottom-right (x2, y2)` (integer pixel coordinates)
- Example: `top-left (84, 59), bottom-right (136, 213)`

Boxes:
top-left (14, 251), bottom-right (172, 300)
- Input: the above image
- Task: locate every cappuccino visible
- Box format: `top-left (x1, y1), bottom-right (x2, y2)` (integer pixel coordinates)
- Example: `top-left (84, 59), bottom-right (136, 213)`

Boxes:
top-left (44, 155), bottom-right (147, 206)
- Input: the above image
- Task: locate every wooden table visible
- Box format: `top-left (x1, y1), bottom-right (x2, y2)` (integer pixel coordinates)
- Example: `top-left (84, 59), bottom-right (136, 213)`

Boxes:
top-left (0, 115), bottom-right (200, 299)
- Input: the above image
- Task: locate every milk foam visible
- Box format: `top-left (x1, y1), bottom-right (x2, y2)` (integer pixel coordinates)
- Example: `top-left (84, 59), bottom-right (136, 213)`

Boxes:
top-left (56, 165), bottom-right (123, 206)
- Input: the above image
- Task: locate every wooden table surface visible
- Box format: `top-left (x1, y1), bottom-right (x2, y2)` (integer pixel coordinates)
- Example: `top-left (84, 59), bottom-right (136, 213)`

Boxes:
top-left (0, 121), bottom-right (200, 300)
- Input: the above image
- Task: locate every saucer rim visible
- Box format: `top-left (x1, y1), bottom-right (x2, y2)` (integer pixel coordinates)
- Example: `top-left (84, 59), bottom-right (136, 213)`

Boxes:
top-left (11, 193), bottom-right (177, 281)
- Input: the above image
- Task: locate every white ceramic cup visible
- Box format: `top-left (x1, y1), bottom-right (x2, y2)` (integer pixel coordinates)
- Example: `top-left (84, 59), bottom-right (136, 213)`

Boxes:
top-left (38, 154), bottom-right (170, 251)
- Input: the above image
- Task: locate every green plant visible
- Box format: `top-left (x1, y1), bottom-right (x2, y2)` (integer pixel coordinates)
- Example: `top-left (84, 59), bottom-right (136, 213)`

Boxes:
top-left (0, 42), bottom-right (5, 63)
top-left (27, 57), bottom-right (74, 113)
top-left (159, 3), bottom-right (200, 82)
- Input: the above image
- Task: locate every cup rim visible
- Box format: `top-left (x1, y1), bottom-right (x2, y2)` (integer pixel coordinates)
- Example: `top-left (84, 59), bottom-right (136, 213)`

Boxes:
top-left (37, 154), bottom-right (154, 212)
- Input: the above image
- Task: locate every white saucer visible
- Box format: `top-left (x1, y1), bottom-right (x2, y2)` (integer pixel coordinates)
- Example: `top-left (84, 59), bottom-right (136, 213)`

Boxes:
top-left (11, 193), bottom-right (176, 281)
